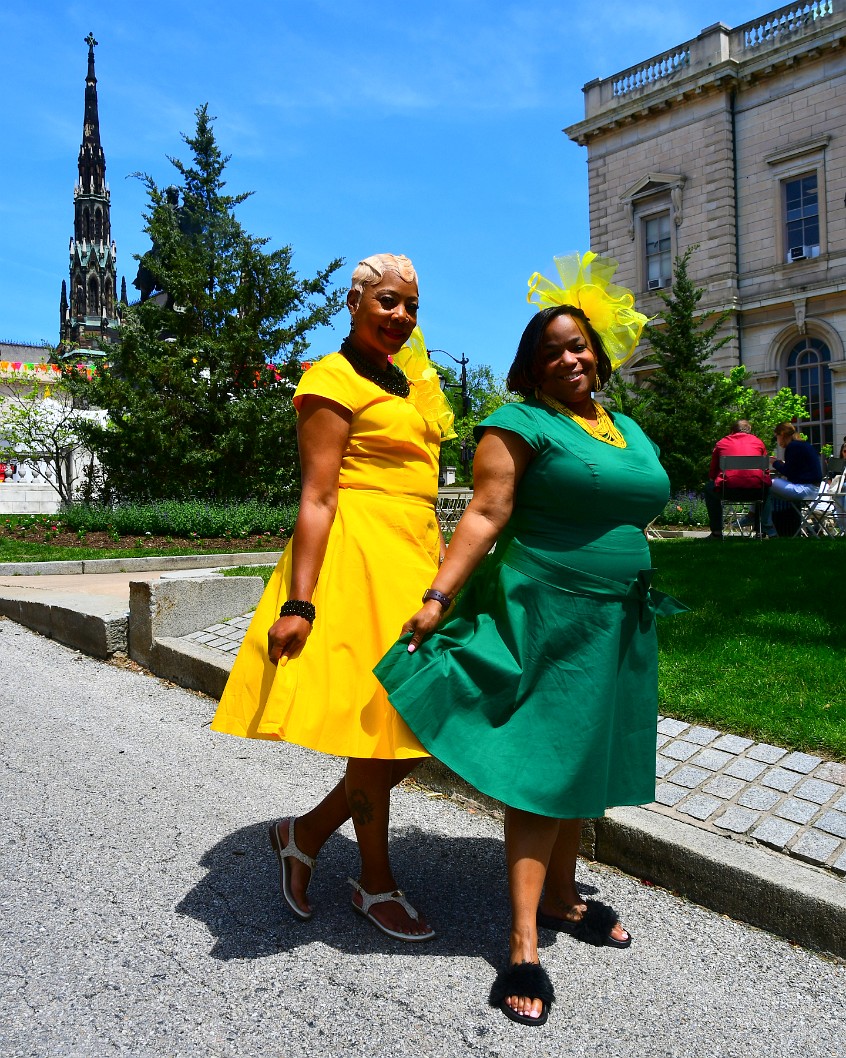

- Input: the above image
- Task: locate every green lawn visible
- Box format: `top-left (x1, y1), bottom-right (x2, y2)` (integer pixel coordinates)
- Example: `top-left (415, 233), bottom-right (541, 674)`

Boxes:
top-left (652, 538), bottom-right (845, 760)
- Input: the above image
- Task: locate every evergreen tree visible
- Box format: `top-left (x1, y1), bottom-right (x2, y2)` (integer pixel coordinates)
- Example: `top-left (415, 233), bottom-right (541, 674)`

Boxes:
top-left (67, 106), bottom-right (344, 503)
top-left (634, 246), bottom-right (733, 492)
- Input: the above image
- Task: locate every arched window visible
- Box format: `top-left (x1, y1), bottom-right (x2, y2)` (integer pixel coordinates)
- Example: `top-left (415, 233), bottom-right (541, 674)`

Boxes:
top-left (786, 337), bottom-right (832, 449)
top-left (87, 275), bottom-right (100, 316)
top-left (95, 208), bottom-right (103, 241)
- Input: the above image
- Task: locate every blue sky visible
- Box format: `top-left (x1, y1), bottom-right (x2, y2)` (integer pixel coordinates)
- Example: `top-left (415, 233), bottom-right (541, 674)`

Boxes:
top-left (2, 0), bottom-right (769, 376)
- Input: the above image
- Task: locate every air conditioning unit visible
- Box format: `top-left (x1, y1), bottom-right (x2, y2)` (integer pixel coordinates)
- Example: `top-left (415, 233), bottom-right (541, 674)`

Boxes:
top-left (647, 278), bottom-right (663, 291)
top-left (788, 246), bottom-right (806, 262)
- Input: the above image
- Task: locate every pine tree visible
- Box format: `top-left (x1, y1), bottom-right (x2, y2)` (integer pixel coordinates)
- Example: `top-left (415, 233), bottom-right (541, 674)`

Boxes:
top-left (68, 106), bottom-right (344, 503)
top-left (636, 246), bottom-right (733, 492)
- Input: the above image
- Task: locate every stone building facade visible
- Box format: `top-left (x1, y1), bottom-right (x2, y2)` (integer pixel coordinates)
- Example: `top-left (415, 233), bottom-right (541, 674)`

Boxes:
top-left (566, 0), bottom-right (846, 449)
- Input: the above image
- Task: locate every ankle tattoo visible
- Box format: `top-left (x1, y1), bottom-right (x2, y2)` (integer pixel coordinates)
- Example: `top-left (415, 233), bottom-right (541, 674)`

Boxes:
top-left (348, 788), bottom-right (375, 826)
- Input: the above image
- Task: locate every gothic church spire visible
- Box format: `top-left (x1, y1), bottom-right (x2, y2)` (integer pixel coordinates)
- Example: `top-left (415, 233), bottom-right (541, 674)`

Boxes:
top-left (59, 33), bottom-right (122, 353)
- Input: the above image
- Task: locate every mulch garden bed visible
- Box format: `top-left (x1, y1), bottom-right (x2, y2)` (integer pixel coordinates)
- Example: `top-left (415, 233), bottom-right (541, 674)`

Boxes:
top-left (0, 526), bottom-right (287, 553)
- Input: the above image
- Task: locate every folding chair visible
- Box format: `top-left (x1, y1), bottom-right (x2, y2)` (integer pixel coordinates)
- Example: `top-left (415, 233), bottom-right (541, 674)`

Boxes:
top-left (796, 457), bottom-right (846, 538)
top-left (718, 455), bottom-right (771, 539)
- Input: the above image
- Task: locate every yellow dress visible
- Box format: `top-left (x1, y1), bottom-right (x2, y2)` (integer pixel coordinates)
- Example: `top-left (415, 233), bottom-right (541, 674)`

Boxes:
top-left (210, 348), bottom-right (446, 759)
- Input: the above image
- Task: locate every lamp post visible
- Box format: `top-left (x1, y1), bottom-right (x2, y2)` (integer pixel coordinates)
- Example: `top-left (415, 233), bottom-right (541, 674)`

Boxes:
top-left (427, 348), bottom-right (469, 418)
top-left (428, 347), bottom-right (472, 474)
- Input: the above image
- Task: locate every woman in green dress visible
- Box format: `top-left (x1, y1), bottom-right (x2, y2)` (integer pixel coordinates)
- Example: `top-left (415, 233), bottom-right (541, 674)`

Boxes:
top-left (376, 254), bottom-right (684, 1026)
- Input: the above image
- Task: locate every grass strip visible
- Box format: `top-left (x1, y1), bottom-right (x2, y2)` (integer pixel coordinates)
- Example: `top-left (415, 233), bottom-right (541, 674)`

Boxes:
top-left (223, 565), bottom-right (275, 585)
top-left (652, 538), bottom-right (845, 760)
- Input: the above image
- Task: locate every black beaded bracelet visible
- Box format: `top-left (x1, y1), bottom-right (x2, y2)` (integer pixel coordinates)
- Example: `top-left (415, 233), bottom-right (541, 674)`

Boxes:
top-left (280, 599), bottom-right (316, 624)
top-left (422, 588), bottom-right (452, 610)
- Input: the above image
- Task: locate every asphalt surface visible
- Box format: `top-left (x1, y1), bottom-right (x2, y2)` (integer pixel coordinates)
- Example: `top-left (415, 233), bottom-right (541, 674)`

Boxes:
top-left (1, 619), bottom-right (844, 1058)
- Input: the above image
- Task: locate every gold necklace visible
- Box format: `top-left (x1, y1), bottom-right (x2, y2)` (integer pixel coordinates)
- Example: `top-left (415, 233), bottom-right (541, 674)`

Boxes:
top-left (538, 393), bottom-right (627, 448)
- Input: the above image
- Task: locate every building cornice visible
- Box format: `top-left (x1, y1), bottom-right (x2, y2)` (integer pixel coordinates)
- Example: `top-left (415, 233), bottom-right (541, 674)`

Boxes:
top-left (566, 2), bottom-right (846, 146)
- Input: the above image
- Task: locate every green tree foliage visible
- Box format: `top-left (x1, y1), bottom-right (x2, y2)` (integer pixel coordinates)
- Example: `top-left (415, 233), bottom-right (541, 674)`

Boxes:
top-left (434, 361), bottom-right (515, 480)
top-left (67, 106), bottom-right (344, 503)
top-left (713, 366), bottom-right (807, 447)
top-left (616, 246), bottom-right (733, 492)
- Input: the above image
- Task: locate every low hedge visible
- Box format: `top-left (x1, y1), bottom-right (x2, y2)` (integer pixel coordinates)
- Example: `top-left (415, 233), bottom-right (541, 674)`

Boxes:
top-left (57, 499), bottom-right (299, 538)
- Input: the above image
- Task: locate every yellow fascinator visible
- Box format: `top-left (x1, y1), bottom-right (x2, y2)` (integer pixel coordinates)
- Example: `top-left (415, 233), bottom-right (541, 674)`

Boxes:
top-left (393, 327), bottom-right (457, 440)
top-left (527, 251), bottom-right (649, 369)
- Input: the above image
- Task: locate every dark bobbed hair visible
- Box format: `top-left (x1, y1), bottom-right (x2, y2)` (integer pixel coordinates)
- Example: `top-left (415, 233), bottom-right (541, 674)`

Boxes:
top-left (506, 305), bottom-right (613, 398)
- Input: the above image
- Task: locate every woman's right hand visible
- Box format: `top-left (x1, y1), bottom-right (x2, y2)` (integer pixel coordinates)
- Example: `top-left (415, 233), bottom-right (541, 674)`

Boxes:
top-left (267, 615), bottom-right (312, 666)
top-left (402, 601), bottom-right (448, 654)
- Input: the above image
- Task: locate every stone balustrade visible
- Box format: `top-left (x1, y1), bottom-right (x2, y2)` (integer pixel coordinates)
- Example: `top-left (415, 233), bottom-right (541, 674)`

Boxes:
top-left (578, 0), bottom-right (843, 124)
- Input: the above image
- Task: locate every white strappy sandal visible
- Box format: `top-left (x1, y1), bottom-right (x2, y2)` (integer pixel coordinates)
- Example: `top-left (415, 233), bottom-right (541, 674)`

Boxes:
top-left (348, 877), bottom-right (436, 942)
top-left (269, 817), bottom-right (316, 921)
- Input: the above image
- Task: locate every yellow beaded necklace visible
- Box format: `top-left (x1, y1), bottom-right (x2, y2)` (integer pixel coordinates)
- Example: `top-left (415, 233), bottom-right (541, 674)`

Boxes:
top-left (538, 393), bottom-right (627, 448)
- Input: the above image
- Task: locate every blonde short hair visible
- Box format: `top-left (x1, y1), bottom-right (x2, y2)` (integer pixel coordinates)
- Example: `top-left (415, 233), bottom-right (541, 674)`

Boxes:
top-left (349, 254), bottom-right (417, 307)
top-left (775, 422), bottom-right (796, 441)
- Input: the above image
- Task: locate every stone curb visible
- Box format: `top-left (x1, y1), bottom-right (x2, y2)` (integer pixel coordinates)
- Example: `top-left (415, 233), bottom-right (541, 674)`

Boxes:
top-left (596, 806), bottom-right (846, 959)
top-left (2, 576), bottom-right (843, 960)
top-left (0, 552), bottom-right (281, 576)
top-left (0, 588), bottom-right (128, 658)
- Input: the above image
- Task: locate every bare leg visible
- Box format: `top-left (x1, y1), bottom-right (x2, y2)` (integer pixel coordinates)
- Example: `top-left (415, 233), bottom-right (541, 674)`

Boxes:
top-left (503, 807), bottom-right (560, 1021)
top-left (539, 818), bottom-right (584, 915)
top-left (540, 818), bottom-right (629, 944)
top-left (347, 757), bottom-right (432, 937)
top-left (278, 757), bottom-right (419, 917)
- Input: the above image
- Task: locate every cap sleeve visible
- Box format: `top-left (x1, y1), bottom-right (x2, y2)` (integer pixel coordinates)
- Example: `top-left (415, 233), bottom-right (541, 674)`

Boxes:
top-left (293, 353), bottom-right (363, 414)
top-left (473, 401), bottom-right (543, 450)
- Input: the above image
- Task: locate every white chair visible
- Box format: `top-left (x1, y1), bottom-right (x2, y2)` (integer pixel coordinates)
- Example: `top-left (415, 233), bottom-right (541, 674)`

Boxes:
top-left (796, 458), bottom-right (846, 537)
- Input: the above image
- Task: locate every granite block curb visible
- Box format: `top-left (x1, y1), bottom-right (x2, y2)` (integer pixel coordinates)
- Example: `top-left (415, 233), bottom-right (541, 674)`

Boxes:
top-left (0, 587), bottom-right (127, 658)
top-left (595, 806), bottom-right (846, 959)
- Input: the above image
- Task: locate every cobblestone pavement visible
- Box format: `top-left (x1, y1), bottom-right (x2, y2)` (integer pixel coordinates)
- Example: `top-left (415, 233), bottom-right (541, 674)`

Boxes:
top-left (185, 611), bottom-right (846, 880)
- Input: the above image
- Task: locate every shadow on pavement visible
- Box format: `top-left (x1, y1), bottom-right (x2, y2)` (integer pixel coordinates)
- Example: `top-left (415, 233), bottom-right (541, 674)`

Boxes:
top-left (177, 821), bottom-right (596, 966)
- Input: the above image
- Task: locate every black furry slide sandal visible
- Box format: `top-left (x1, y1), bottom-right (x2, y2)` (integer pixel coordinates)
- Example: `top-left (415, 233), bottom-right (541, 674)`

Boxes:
top-left (488, 961), bottom-right (555, 1027)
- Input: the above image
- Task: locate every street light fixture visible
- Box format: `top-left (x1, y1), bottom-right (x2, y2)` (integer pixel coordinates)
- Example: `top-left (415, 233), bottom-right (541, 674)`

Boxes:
top-left (427, 347), bottom-right (469, 418)
top-left (428, 347), bottom-right (472, 473)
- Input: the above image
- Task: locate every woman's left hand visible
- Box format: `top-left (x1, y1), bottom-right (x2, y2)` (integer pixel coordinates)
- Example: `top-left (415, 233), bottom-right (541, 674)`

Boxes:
top-left (402, 601), bottom-right (447, 653)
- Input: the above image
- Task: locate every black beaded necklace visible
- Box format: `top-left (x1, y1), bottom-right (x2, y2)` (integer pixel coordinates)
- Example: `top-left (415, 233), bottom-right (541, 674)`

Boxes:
top-left (340, 336), bottom-right (410, 397)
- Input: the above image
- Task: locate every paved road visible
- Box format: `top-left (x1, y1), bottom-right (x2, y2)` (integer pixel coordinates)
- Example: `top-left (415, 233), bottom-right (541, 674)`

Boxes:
top-left (1, 620), bottom-right (843, 1058)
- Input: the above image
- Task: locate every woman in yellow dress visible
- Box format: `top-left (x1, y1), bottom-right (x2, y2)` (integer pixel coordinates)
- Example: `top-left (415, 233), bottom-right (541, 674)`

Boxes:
top-left (211, 253), bottom-right (454, 940)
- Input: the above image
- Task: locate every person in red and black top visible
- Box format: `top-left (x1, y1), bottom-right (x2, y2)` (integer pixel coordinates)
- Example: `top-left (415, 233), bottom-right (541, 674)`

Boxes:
top-left (703, 420), bottom-right (770, 540)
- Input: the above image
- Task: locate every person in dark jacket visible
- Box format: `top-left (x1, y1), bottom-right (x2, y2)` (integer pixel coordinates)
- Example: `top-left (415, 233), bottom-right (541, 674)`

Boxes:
top-left (769, 422), bottom-right (822, 501)
top-left (763, 422), bottom-right (822, 535)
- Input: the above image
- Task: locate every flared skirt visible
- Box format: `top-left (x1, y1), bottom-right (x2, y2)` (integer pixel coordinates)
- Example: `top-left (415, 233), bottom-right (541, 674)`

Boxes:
top-left (376, 545), bottom-right (666, 817)
top-left (211, 488), bottom-right (441, 759)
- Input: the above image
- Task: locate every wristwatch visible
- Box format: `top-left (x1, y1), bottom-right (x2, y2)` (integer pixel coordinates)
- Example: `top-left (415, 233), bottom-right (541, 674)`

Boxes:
top-left (422, 588), bottom-right (452, 610)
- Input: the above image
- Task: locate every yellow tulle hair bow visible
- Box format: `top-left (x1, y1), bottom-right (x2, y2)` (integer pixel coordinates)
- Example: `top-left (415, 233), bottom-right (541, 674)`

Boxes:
top-left (393, 327), bottom-right (457, 440)
top-left (527, 251), bottom-right (649, 369)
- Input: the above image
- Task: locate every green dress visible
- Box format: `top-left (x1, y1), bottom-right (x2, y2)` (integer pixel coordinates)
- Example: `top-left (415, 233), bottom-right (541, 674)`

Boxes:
top-left (375, 398), bottom-right (683, 819)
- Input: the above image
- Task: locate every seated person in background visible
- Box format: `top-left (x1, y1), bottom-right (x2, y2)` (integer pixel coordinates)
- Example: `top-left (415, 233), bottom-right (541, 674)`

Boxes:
top-left (703, 419), bottom-right (770, 540)
top-left (763, 422), bottom-right (823, 535)
top-left (768, 422), bottom-right (822, 501)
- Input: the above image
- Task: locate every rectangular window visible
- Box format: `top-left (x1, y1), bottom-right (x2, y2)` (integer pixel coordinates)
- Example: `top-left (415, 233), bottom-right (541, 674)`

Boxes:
top-left (644, 213), bottom-right (671, 288)
top-left (783, 174), bottom-right (820, 261)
